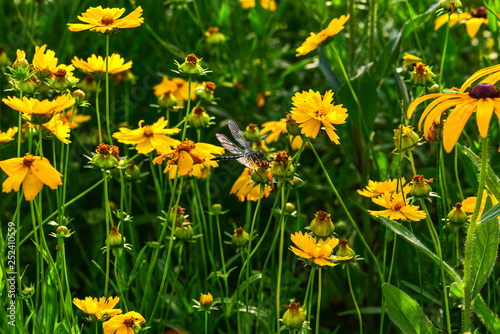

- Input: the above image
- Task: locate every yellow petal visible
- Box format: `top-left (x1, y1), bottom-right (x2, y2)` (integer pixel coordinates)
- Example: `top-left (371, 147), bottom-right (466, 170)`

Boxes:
top-left (465, 18), bottom-right (485, 38)
top-left (442, 102), bottom-right (476, 153)
top-left (476, 98), bottom-right (494, 138)
top-left (177, 151), bottom-right (193, 175)
top-left (31, 158), bottom-right (63, 189)
top-left (22, 170), bottom-right (44, 201)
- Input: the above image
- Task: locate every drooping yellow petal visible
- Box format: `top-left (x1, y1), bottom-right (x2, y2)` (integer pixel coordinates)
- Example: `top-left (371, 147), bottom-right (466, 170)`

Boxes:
top-left (465, 17), bottom-right (486, 38)
top-left (476, 98), bottom-right (494, 138)
top-left (22, 169), bottom-right (45, 201)
top-left (442, 102), bottom-right (476, 153)
top-left (31, 158), bottom-right (63, 189)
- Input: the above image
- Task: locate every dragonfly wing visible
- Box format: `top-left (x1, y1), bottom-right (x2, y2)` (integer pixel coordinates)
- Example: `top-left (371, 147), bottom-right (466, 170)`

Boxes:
top-left (237, 155), bottom-right (258, 169)
top-left (216, 133), bottom-right (245, 155)
top-left (228, 120), bottom-right (252, 151)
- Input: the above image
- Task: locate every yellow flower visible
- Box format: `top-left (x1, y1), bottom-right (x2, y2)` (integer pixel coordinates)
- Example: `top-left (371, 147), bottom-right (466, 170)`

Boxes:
top-left (13, 49), bottom-right (29, 69)
top-left (33, 44), bottom-right (58, 76)
top-left (368, 192), bottom-right (427, 221)
top-left (290, 90), bottom-right (348, 143)
top-left (358, 177), bottom-right (410, 198)
top-left (229, 168), bottom-right (272, 201)
top-left (402, 52), bottom-right (422, 68)
top-left (461, 190), bottom-right (499, 221)
top-left (67, 6), bottom-right (144, 33)
top-left (239, 0), bottom-right (277, 11)
top-left (261, 119), bottom-right (305, 150)
top-left (434, 7), bottom-right (493, 38)
top-left (22, 114), bottom-right (72, 144)
top-left (113, 117), bottom-right (181, 154)
top-left (153, 139), bottom-right (224, 179)
top-left (102, 311), bottom-right (145, 334)
top-left (73, 296), bottom-right (122, 320)
top-left (296, 14), bottom-right (349, 57)
top-left (153, 76), bottom-right (196, 102)
top-left (2, 95), bottom-right (75, 124)
top-left (64, 108), bottom-right (92, 128)
top-left (0, 127), bottom-right (18, 143)
top-left (0, 154), bottom-right (63, 201)
top-left (407, 80), bottom-right (500, 153)
top-left (289, 231), bottom-right (350, 267)
top-left (72, 54), bottom-right (132, 79)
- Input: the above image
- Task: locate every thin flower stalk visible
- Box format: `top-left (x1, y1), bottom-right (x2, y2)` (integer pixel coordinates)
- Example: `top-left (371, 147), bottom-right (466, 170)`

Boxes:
top-left (105, 35), bottom-right (112, 144)
top-left (276, 181), bottom-right (286, 332)
top-left (315, 267), bottom-right (323, 334)
top-left (346, 266), bottom-right (362, 334)
top-left (439, 15), bottom-right (451, 90)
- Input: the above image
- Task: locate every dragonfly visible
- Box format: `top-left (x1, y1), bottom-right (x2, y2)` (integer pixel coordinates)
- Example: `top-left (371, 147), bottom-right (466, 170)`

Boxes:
top-left (212, 120), bottom-right (265, 169)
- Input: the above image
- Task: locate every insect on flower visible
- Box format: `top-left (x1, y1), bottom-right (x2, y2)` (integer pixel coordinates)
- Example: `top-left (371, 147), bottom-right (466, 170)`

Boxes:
top-left (212, 120), bottom-right (264, 168)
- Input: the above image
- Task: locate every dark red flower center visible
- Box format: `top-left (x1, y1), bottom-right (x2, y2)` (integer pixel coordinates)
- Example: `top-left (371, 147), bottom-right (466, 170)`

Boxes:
top-left (55, 69), bottom-right (67, 78)
top-left (469, 83), bottom-right (499, 99)
top-left (471, 7), bottom-right (487, 18)
top-left (100, 14), bottom-right (115, 26)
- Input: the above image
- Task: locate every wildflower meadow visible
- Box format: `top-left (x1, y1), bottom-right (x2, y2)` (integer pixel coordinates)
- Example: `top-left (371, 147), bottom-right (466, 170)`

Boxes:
top-left (2, 0), bottom-right (500, 333)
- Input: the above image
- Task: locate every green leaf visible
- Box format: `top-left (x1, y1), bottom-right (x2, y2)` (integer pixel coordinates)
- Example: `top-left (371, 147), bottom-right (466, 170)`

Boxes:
top-left (461, 145), bottom-right (500, 200)
top-left (318, 47), bottom-right (342, 91)
top-left (382, 283), bottom-right (439, 334)
top-left (478, 202), bottom-right (500, 223)
top-left (471, 196), bottom-right (500, 299)
top-left (379, 216), bottom-right (462, 284)
top-left (474, 294), bottom-right (500, 332)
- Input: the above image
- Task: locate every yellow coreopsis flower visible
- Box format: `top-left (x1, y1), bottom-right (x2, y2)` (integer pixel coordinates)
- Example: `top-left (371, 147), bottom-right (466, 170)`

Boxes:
top-left (0, 127), bottom-right (18, 143)
top-left (73, 296), bottom-right (122, 320)
top-left (153, 139), bottom-right (224, 179)
top-left (113, 117), bottom-right (181, 154)
top-left (407, 79), bottom-right (500, 153)
top-left (229, 168), bottom-right (272, 201)
top-left (154, 76), bottom-right (197, 102)
top-left (64, 108), bottom-right (92, 128)
top-left (72, 54), bottom-right (132, 79)
top-left (434, 7), bottom-right (496, 38)
top-left (40, 115), bottom-right (72, 144)
top-left (461, 190), bottom-right (499, 221)
top-left (290, 90), bottom-right (348, 143)
top-left (296, 14), bottom-right (349, 57)
top-left (289, 231), bottom-right (351, 267)
top-left (33, 44), bottom-right (58, 76)
top-left (2, 95), bottom-right (75, 123)
top-left (67, 6), bottom-right (144, 33)
top-left (239, 0), bottom-right (277, 11)
top-left (0, 154), bottom-right (63, 201)
top-left (358, 178), bottom-right (411, 198)
top-left (102, 311), bottom-right (145, 334)
top-left (368, 192), bottom-right (427, 222)
top-left (260, 119), bottom-right (305, 150)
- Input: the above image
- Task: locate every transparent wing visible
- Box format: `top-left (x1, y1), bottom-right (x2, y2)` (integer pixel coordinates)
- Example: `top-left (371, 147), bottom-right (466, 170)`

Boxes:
top-left (237, 155), bottom-right (258, 169)
top-left (228, 120), bottom-right (252, 151)
top-left (215, 133), bottom-right (245, 155)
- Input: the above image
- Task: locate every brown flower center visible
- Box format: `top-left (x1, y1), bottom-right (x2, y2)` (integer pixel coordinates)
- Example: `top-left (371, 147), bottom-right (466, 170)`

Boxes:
top-left (471, 7), bottom-right (487, 18)
top-left (236, 227), bottom-right (244, 235)
top-left (393, 202), bottom-right (404, 211)
top-left (454, 202), bottom-right (463, 210)
top-left (413, 62), bottom-right (428, 75)
top-left (143, 125), bottom-right (154, 137)
top-left (23, 154), bottom-right (35, 167)
top-left (100, 14), bottom-right (115, 26)
top-left (85, 75), bottom-right (96, 84)
top-left (273, 150), bottom-right (290, 164)
top-left (339, 239), bottom-right (348, 247)
top-left (205, 82), bottom-right (216, 91)
top-left (177, 139), bottom-right (196, 152)
top-left (123, 316), bottom-right (135, 327)
top-left (469, 83), bottom-right (500, 99)
top-left (193, 106), bottom-right (205, 115)
top-left (314, 107), bottom-right (327, 119)
top-left (55, 69), bottom-right (67, 78)
top-left (316, 210), bottom-right (329, 221)
top-left (207, 27), bottom-right (219, 35)
top-left (96, 143), bottom-right (120, 159)
top-left (287, 302), bottom-right (301, 310)
top-left (186, 54), bottom-right (198, 64)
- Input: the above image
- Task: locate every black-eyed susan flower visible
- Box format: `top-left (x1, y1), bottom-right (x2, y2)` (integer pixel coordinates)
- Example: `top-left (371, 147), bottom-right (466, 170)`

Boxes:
top-left (3, 95), bottom-right (75, 125)
top-left (32, 44), bottom-right (58, 78)
top-left (229, 168), bottom-right (272, 201)
top-left (0, 127), bottom-right (18, 143)
top-left (357, 178), bottom-right (411, 198)
top-left (113, 117), bottom-right (181, 154)
top-left (67, 6), bottom-right (144, 33)
top-left (102, 311), bottom-right (145, 334)
top-left (153, 139), bottom-right (224, 178)
top-left (435, 7), bottom-right (493, 38)
top-left (407, 81), bottom-right (500, 153)
top-left (282, 302), bottom-right (306, 330)
top-left (72, 54), bottom-right (132, 80)
top-left (239, 0), bottom-right (277, 11)
top-left (289, 231), bottom-right (350, 267)
top-left (402, 52), bottom-right (423, 68)
top-left (0, 154), bottom-right (63, 201)
top-left (36, 114), bottom-right (72, 144)
top-left (368, 192), bottom-right (427, 221)
top-left (73, 296), bottom-right (122, 320)
top-left (309, 210), bottom-right (335, 237)
top-left (296, 15), bottom-right (349, 57)
top-left (290, 90), bottom-right (348, 143)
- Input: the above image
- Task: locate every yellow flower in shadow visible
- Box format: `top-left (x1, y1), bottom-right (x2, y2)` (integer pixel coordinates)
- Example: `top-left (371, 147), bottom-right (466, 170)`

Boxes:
top-left (0, 127), bottom-right (18, 143)
top-left (0, 154), bottom-right (63, 201)
top-left (73, 296), bottom-right (122, 320)
top-left (261, 119), bottom-right (305, 150)
top-left (230, 168), bottom-right (272, 201)
top-left (68, 6), bottom-right (144, 33)
top-left (72, 54), bottom-right (132, 79)
top-left (102, 311), bottom-right (145, 334)
top-left (154, 76), bottom-right (197, 103)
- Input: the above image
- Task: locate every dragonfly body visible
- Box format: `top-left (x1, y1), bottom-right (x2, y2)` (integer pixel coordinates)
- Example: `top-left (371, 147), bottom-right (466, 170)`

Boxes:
top-left (212, 120), bottom-right (264, 168)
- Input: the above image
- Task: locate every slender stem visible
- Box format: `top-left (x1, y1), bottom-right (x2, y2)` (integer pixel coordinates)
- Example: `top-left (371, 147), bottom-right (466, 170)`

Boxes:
top-left (276, 182), bottom-right (287, 333)
top-left (103, 171), bottom-right (111, 297)
top-left (387, 234), bottom-right (397, 284)
top-left (215, 213), bottom-right (230, 316)
top-left (347, 266), bottom-right (363, 334)
top-left (306, 267), bottom-right (316, 329)
top-left (205, 311), bottom-right (208, 334)
top-left (439, 14), bottom-right (451, 90)
top-left (463, 137), bottom-right (489, 331)
top-left (408, 223), bottom-right (424, 306)
top-left (315, 268), bottom-right (322, 334)
top-left (96, 80), bottom-right (103, 143)
top-left (454, 147), bottom-right (464, 200)
top-left (307, 138), bottom-right (383, 280)
top-left (105, 35), bottom-right (112, 144)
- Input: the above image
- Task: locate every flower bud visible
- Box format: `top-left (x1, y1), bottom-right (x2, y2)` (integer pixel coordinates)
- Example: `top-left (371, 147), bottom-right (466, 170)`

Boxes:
top-left (211, 204), bottom-right (222, 214)
top-left (123, 161), bottom-right (141, 182)
top-left (285, 203), bottom-right (296, 212)
top-left (194, 81), bottom-right (216, 102)
top-left (409, 175), bottom-right (433, 199)
top-left (169, 205), bottom-right (186, 225)
top-left (158, 91), bottom-right (179, 109)
top-left (199, 292), bottom-right (213, 308)
top-left (56, 225), bottom-right (69, 236)
top-left (232, 227), bottom-right (250, 247)
top-left (107, 226), bottom-right (125, 248)
top-left (17, 78), bottom-right (37, 95)
top-left (429, 84), bottom-right (440, 94)
top-left (21, 285), bottom-right (34, 298)
top-left (205, 27), bottom-right (226, 45)
top-left (72, 89), bottom-right (86, 101)
top-left (13, 57), bottom-right (29, 70)
top-left (393, 125), bottom-right (420, 151)
top-left (92, 144), bottom-right (120, 169)
top-left (336, 239), bottom-right (356, 257)
top-left (440, 0), bottom-right (462, 11)
top-left (177, 54), bottom-right (204, 77)
top-left (175, 222), bottom-right (194, 240)
top-left (282, 302), bottom-right (306, 330)
top-left (410, 62), bottom-right (435, 86)
top-left (270, 151), bottom-right (294, 180)
top-left (286, 113), bottom-right (302, 137)
top-left (448, 203), bottom-right (469, 226)
top-left (310, 210), bottom-right (335, 237)
top-left (243, 123), bottom-right (261, 142)
top-left (250, 161), bottom-right (274, 188)
top-left (188, 106), bottom-right (210, 129)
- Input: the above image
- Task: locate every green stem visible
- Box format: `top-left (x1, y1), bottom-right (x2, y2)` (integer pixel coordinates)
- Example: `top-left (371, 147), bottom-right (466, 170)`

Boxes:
top-left (439, 14), bottom-right (451, 90)
top-left (463, 136), bottom-right (489, 331)
top-left (315, 268), bottom-right (322, 334)
top-left (96, 80), bottom-right (103, 143)
top-left (307, 138), bottom-right (383, 281)
top-left (276, 182), bottom-right (286, 333)
top-left (215, 213), bottom-right (230, 316)
top-left (306, 267), bottom-right (316, 330)
top-left (454, 147), bottom-right (464, 200)
top-left (105, 35), bottom-right (112, 145)
top-left (404, 0), bottom-right (427, 63)
top-left (347, 266), bottom-right (363, 334)
top-left (103, 171), bottom-right (111, 297)
top-left (205, 311), bottom-right (208, 334)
